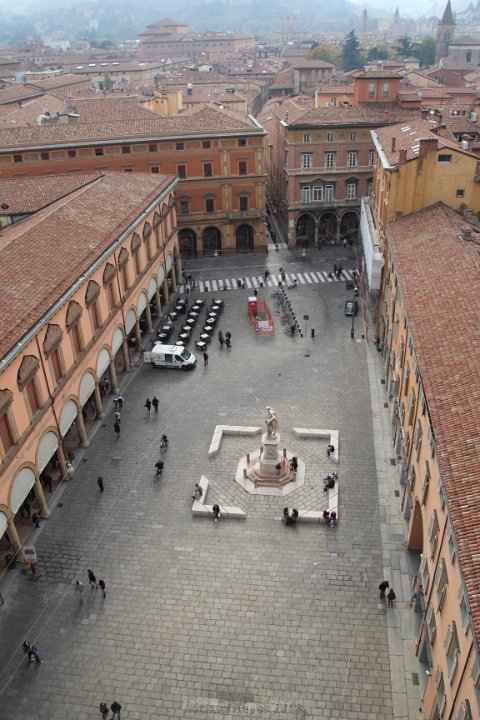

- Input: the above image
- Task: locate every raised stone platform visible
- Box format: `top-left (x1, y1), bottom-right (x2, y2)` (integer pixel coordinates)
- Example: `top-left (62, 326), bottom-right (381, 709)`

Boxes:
top-left (235, 451), bottom-right (305, 496)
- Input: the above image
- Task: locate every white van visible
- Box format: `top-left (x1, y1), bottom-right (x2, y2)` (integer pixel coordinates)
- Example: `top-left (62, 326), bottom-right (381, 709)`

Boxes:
top-left (144, 344), bottom-right (197, 370)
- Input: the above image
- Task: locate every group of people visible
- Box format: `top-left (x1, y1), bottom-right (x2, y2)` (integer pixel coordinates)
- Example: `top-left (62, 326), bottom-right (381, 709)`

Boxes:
top-left (217, 330), bottom-right (232, 349)
top-left (113, 395), bottom-right (124, 437)
top-left (99, 700), bottom-right (122, 718)
top-left (379, 581), bottom-right (396, 607)
top-left (75, 569), bottom-right (107, 602)
top-left (191, 484), bottom-right (220, 521)
top-left (22, 640), bottom-right (41, 664)
top-left (323, 471), bottom-right (337, 492)
top-left (322, 509), bottom-right (337, 527)
top-left (144, 396), bottom-right (159, 414)
top-left (283, 507), bottom-right (299, 526)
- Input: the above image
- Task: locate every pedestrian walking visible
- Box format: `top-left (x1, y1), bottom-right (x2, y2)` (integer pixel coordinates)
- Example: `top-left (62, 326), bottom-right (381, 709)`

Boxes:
top-left (114, 420), bottom-right (121, 437)
top-left (343, 238), bottom-right (347, 248)
top-left (111, 701), bottom-right (122, 719)
top-left (379, 580), bottom-right (390, 599)
top-left (192, 483), bottom-right (203, 501)
top-left (387, 588), bottom-right (396, 607)
top-left (114, 410), bottom-right (121, 422)
top-left (76, 580), bottom-right (84, 603)
top-left (144, 398), bottom-right (152, 414)
top-left (98, 579), bottom-right (106, 599)
top-left (225, 331), bottom-right (232, 349)
top-left (152, 396), bottom-right (159, 414)
top-left (88, 569), bottom-right (98, 589)
top-left (254, 288), bottom-right (258, 298)
top-left (337, 264), bottom-right (343, 278)
top-left (326, 444), bottom-right (335, 458)
top-left (264, 269), bottom-right (270, 281)
top-left (218, 330), bottom-right (224, 347)
top-left (203, 351), bottom-right (209, 367)
top-left (114, 395), bottom-right (124, 411)
top-left (99, 702), bottom-right (109, 718)
top-left (66, 460), bottom-right (74, 478)
top-left (334, 264), bottom-right (337, 275)
top-left (290, 324), bottom-right (296, 337)
top-left (212, 504), bottom-right (220, 522)
top-left (97, 476), bottom-right (104, 493)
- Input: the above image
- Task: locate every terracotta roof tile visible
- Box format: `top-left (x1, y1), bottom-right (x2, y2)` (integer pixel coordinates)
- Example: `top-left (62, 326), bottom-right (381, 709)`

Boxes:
top-left (287, 104), bottom-right (419, 128)
top-left (0, 172), bottom-right (102, 213)
top-left (0, 172), bottom-right (175, 360)
top-left (386, 203), bottom-right (480, 643)
top-left (373, 118), bottom-right (475, 164)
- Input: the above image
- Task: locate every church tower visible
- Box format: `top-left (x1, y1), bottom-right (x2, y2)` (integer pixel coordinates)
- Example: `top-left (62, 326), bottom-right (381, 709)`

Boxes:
top-left (436, 0), bottom-right (455, 62)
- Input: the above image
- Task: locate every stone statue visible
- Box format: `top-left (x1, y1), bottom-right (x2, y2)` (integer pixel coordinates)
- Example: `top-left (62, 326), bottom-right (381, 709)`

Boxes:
top-left (265, 406), bottom-right (279, 438)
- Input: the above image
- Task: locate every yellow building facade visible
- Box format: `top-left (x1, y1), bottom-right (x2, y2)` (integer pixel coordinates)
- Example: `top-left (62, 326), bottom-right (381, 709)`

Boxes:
top-left (0, 172), bottom-right (181, 566)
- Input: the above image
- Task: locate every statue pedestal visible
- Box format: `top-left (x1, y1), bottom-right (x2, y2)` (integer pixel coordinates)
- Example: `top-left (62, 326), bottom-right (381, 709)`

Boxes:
top-left (259, 432), bottom-right (281, 476)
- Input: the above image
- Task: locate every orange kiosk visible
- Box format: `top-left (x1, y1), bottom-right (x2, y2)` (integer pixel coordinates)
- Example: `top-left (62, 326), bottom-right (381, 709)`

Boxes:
top-left (248, 297), bottom-right (274, 335)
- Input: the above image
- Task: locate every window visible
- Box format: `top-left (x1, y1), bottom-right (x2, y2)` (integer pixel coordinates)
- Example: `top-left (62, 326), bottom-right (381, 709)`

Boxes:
top-left (347, 151), bottom-right (358, 167)
top-left (414, 420), bottom-right (423, 457)
top-left (0, 413), bottom-right (14, 454)
top-left (330, 97), bottom-right (337, 107)
top-left (202, 140), bottom-right (211, 149)
top-left (13, 154), bottom-right (23, 163)
top-left (325, 152), bottom-right (335, 168)
top-left (426, 605), bottom-right (436, 643)
top-left (148, 144), bottom-right (157, 152)
top-left (302, 186), bottom-right (311, 203)
top-left (71, 323), bottom-right (83, 357)
top-left (179, 200), bottom-right (189, 215)
top-left (466, 50), bottom-right (472, 63)
top-left (444, 621), bottom-right (459, 680)
top-left (428, 510), bottom-right (440, 555)
top-left (456, 189), bottom-right (465, 197)
top-left (90, 300), bottom-right (101, 332)
top-left (106, 281), bottom-right (116, 311)
top-left (367, 179), bottom-right (374, 197)
top-left (41, 152), bottom-right (50, 161)
top-left (369, 150), bottom-right (375, 166)
top-left (25, 378), bottom-right (40, 415)
top-left (238, 161), bottom-right (247, 175)
top-left (434, 559), bottom-right (448, 609)
top-left (95, 148), bottom-right (104, 156)
top-left (50, 349), bottom-right (63, 383)
top-left (312, 186), bottom-right (323, 201)
top-left (150, 166), bottom-right (160, 174)
top-left (324, 184), bottom-right (334, 202)
top-left (176, 142), bottom-right (184, 150)
top-left (327, 132), bottom-right (334, 142)
top-left (419, 553), bottom-right (430, 592)
top-left (438, 154), bottom-right (452, 163)
top-left (239, 196), bottom-right (248, 211)
top-left (448, 525), bottom-right (456, 564)
top-left (204, 163), bottom-right (213, 177)
top-left (177, 165), bottom-right (186, 179)
top-left (124, 168), bottom-right (133, 173)
top-left (368, 83), bottom-right (375, 98)
top-left (346, 182), bottom-right (357, 200)
top-left (435, 669), bottom-right (446, 718)
top-left (301, 154), bottom-right (312, 169)
top-left (350, 131), bottom-right (357, 141)
top-left (121, 146), bottom-right (131, 154)
top-left (382, 83), bottom-right (390, 98)
top-left (238, 138), bottom-right (246, 147)
top-left (303, 133), bottom-right (311, 143)
top-left (205, 198), bottom-right (214, 213)
top-left (456, 700), bottom-right (473, 720)
top-left (67, 150), bottom-right (77, 158)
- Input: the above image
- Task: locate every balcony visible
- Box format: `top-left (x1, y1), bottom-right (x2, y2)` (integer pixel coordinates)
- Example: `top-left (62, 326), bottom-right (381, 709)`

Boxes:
top-left (228, 209), bottom-right (262, 219)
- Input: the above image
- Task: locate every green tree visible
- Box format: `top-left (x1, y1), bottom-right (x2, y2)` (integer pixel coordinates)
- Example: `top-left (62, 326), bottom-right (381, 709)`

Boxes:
top-left (341, 30), bottom-right (364, 71)
top-left (367, 45), bottom-right (390, 61)
top-left (307, 43), bottom-right (339, 66)
top-left (412, 36), bottom-right (436, 66)
top-left (395, 36), bottom-right (413, 57)
top-left (102, 71), bottom-right (113, 91)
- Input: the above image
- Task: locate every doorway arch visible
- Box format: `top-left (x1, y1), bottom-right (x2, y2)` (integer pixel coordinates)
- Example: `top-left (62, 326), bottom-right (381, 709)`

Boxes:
top-left (235, 224), bottom-right (254, 253)
top-left (202, 227), bottom-right (222, 256)
top-left (339, 211), bottom-right (359, 244)
top-left (295, 213), bottom-right (315, 246)
top-left (179, 229), bottom-right (197, 259)
top-left (318, 212), bottom-right (338, 245)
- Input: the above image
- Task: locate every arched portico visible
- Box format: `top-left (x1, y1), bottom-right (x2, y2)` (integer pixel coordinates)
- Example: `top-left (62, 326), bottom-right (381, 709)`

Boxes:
top-left (318, 212), bottom-right (338, 245)
top-left (235, 224), bottom-right (254, 253)
top-left (202, 227), bottom-right (222, 256)
top-left (179, 229), bottom-right (197, 259)
top-left (339, 210), bottom-right (359, 244)
top-left (295, 213), bottom-right (316, 247)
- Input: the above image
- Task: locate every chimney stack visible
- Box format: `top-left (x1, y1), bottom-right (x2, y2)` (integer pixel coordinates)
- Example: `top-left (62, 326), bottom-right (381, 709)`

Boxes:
top-left (419, 137), bottom-right (438, 159)
top-left (391, 136), bottom-right (396, 153)
top-left (398, 149), bottom-right (407, 165)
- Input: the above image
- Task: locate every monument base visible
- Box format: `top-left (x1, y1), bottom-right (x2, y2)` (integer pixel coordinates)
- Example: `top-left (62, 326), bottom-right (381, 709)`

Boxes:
top-left (235, 450), bottom-right (306, 497)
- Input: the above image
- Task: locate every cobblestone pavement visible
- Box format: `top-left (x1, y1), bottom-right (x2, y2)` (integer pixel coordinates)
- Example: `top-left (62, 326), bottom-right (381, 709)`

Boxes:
top-left (0, 244), bottom-right (421, 719)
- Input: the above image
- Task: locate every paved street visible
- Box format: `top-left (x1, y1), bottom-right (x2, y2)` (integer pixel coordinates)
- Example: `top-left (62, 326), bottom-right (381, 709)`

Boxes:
top-left (0, 244), bottom-right (420, 720)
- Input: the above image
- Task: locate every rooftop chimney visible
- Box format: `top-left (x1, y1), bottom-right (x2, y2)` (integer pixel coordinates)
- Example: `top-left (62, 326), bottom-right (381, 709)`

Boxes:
top-left (398, 148), bottom-right (407, 165)
top-left (419, 137), bottom-right (438, 159)
top-left (391, 137), bottom-right (396, 153)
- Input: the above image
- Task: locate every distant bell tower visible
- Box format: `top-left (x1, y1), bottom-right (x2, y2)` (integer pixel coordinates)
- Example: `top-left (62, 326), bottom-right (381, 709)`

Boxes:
top-left (436, 0), bottom-right (455, 62)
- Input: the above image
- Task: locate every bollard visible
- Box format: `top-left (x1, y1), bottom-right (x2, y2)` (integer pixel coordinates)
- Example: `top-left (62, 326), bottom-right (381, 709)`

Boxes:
top-left (243, 468), bottom-right (248, 479)
top-left (246, 453), bottom-right (250, 465)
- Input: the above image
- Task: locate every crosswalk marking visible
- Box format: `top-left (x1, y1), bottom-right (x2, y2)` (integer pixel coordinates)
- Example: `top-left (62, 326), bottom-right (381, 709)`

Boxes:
top-left (179, 269), bottom-right (354, 294)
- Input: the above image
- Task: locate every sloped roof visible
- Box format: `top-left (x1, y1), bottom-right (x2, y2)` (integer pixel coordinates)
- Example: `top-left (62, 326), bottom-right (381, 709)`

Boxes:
top-left (0, 172), bottom-right (102, 213)
top-left (0, 172), bottom-right (175, 360)
top-left (385, 202), bottom-right (480, 645)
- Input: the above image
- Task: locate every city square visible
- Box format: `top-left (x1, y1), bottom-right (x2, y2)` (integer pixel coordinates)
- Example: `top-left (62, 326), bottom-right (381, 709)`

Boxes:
top-left (0, 246), bottom-right (420, 720)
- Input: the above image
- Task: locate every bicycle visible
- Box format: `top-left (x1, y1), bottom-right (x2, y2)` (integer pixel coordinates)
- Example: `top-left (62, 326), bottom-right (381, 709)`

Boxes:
top-left (153, 461), bottom-right (164, 483)
top-left (160, 435), bottom-right (168, 454)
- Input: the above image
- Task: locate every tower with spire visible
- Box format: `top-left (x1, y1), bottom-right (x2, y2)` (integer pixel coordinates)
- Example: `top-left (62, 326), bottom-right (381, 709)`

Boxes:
top-left (436, 0), bottom-right (455, 62)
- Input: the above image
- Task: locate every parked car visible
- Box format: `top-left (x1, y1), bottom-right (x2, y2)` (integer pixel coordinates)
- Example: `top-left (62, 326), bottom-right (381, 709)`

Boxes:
top-left (344, 299), bottom-right (358, 317)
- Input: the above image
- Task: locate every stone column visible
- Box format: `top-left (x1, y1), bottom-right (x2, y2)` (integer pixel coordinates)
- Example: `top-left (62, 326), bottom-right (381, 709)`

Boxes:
top-left (314, 223), bottom-right (319, 249)
top-left (145, 303), bottom-right (153, 333)
top-left (56, 443), bottom-right (68, 479)
top-left (170, 264), bottom-right (177, 292)
top-left (34, 474), bottom-right (50, 519)
top-left (154, 287), bottom-right (162, 317)
top-left (109, 358), bottom-right (119, 394)
top-left (134, 318), bottom-right (142, 350)
top-left (94, 381), bottom-right (104, 419)
top-left (76, 408), bottom-right (89, 448)
top-left (176, 254), bottom-right (182, 288)
top-left (163, 276), bottom-right (169, 305)
top-left (7, 516), bottom-right (24, 562)
top-left (122, 337), bottom-right (131, 372)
